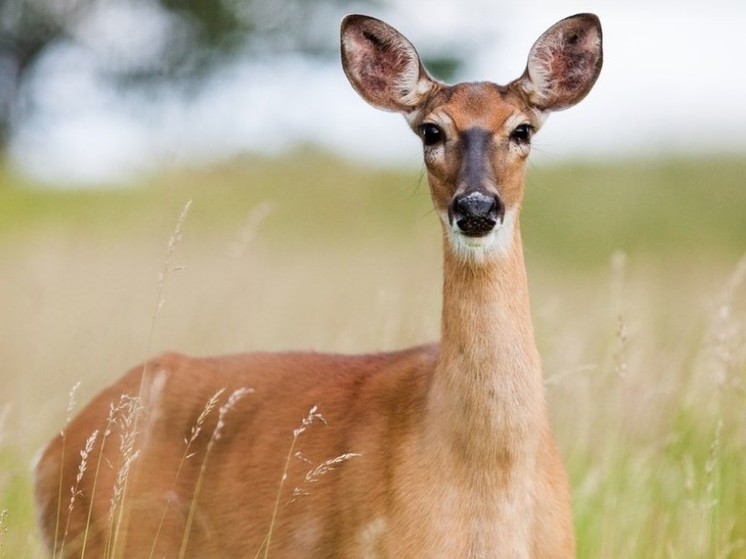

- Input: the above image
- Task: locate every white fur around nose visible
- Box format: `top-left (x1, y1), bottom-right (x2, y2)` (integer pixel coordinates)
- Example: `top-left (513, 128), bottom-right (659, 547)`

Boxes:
top-left (444, 207), bottom-right (517, 263)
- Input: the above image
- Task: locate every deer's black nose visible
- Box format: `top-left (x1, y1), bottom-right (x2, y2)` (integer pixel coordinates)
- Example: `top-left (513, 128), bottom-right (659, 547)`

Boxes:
top-left (449, 191), bottom-right (504, 237)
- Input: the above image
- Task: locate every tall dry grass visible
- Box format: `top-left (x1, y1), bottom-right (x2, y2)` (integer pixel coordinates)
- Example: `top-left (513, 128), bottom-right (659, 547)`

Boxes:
top-left (0, 155), bottom-right (744, 557)
top-left (538, 255), bottom-right (746, 558)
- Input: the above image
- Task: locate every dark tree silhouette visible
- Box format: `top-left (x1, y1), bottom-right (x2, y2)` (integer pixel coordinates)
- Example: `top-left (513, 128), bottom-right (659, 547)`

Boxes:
top-left (0, 0), bottom-right (376, 149)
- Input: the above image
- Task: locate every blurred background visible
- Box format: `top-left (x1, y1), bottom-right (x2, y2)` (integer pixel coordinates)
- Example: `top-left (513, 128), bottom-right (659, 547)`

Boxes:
top-left (1, 0), bottom-right (745, 184)
top-left (1, 1), bottom-right (744, 557)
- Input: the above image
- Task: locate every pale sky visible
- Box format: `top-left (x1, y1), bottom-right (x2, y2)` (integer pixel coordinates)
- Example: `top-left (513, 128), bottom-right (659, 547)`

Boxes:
top-left (9, 0), bottom-right (746, 185)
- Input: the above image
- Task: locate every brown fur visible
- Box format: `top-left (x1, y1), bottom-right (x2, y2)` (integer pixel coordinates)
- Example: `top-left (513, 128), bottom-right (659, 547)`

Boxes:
top-left (34, 13), bottom-right (603, 558)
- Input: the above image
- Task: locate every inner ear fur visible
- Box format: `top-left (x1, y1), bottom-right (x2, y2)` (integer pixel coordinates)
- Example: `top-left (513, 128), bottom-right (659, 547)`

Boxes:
top-left (516, 13), bottom-right (603, 112)
top-left (340, 15), bottom-right (436, 113)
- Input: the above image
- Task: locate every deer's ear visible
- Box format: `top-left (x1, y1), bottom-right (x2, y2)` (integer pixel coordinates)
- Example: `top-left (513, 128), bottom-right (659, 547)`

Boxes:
top-left (515, 13), bottom-right (603, 112)
top-left (341, 15), bottom-right (437, 113)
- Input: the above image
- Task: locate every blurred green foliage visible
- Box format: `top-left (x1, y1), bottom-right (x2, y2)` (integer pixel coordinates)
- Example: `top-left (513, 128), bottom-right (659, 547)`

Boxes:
top-left (1, 153), bottom-right (744, 267)
top-left (0, 0), bottom-right (378, 146)
top-left (524, 158), bottom-right (746, 264)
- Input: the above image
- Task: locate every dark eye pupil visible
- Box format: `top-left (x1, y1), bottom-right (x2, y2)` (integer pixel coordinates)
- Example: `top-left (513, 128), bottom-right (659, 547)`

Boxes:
top-left (511, 124), bottom-right (532, 144)
top-left (421, 123), bottom-right (443, 146)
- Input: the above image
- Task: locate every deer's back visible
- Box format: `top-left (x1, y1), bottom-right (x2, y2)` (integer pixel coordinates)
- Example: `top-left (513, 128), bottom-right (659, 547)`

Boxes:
top-left (34, 346), bottom-right (437, 557)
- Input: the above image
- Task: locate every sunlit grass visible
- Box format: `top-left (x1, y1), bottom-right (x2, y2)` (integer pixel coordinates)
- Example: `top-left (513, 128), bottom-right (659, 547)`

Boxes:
top-left (0, 152), bottom-right (744, 557)
top-left (539, 255), bottom-right (746, 558)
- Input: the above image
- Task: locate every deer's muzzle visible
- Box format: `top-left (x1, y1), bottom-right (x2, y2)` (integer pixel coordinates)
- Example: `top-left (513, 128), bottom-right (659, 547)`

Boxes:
top-left (449, 191), bottom-right (505, 237)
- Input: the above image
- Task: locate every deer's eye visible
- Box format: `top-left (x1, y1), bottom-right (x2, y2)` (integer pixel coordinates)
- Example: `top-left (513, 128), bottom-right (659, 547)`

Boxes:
top-left (420, 123), bottom-right (444, 146)
top-left (509, 124), bottom-right (533, 144)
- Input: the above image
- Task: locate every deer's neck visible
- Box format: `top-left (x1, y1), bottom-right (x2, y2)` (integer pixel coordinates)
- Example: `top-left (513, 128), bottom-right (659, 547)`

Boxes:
top-left (426, 225), bottom-right (546, 471)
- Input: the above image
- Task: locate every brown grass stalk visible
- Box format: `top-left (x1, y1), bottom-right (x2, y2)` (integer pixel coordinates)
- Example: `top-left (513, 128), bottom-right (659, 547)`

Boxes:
top-left (177, 387), bottom-right (252, 559)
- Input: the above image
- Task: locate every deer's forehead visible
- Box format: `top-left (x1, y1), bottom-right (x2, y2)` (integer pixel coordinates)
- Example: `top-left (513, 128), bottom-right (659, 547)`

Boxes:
top-left (427, 82), bottom-right (526, 131)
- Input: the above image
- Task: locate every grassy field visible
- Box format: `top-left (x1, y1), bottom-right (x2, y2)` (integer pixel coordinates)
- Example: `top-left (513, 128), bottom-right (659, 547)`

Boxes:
top-left (0, 152), bottom-right (744, 557)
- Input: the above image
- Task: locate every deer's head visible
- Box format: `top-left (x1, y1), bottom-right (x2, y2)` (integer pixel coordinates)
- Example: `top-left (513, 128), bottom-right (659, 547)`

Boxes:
top-left (341, 14), bottom-right (602, 262)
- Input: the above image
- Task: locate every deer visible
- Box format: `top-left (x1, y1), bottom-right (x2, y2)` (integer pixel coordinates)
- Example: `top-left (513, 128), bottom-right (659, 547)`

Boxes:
top-left (33, 13), bottom-right (602, 559)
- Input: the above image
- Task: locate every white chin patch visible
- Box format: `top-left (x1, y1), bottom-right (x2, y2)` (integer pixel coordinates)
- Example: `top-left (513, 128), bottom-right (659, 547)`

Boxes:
top-left (446, 208), bottom-right (517, 263)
